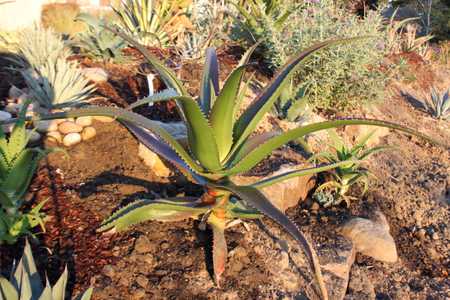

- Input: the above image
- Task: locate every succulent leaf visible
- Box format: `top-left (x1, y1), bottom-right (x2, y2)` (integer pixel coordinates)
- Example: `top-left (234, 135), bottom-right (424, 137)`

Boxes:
top-left (199, 48), bottom-right (220, 115)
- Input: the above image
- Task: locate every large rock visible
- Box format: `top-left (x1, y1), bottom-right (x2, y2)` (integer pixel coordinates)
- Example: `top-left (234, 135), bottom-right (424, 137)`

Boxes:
top-left (340, 211), bottom-right (398, 263)
top-left (232, 164), bottom-right (316, 212)
top-left (81, 67), bottom-right (108, 83)
top-left (319, 235), bottom-right (356, 300)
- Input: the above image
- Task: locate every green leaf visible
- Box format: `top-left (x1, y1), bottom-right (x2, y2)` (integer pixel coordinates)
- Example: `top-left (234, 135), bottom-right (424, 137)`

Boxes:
top-left (98, 198), bottom-right (211, 232)
top-left (208, 182), bottom-right (327, 300)
top-left (232, 39), bottom-right (352, 153)
top-left (227, 118), bottom-right (444, 175)
top-left (75, 287), bottom-right (93, 300)
top-left (199, 48), bottom-right (220, 115)
top-left (0, 277), bottom-right (18, 300)
top-left (52, 267), bottom-right (68, 300)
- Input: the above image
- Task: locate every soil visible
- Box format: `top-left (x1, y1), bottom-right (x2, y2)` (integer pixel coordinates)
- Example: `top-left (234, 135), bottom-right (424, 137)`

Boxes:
top-left (0, 47), bottom-right (449, 300)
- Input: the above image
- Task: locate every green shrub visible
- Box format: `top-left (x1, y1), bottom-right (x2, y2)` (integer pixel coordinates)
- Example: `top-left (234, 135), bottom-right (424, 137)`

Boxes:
top-left (231, 0), bottom-right (390, 111)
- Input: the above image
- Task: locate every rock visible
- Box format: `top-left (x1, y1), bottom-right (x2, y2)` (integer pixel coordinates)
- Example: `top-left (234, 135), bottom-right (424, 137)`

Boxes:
top-left (130, 289), bottom-right (146, 300)
top-left (138, 143), bottom-right (171, 178)
top-left (46, 131), bottom-right (62, 144)
top-left (340, 211), bottom-right (397, 263)
top-left (34, 120), bottom-right (59, 133)
top-left (344, 125), bottom-right (390, 148)
top-left (345, 266), bottom-right (376, 299)
top-left (75, 116), bottom-right (93, 127)
top-left (58, 121), bottom-right (83, 134)
top-left (134, 235), bottom-right (153, 254)
top-left (63, 133), bottom-right (82, 147)
top-left (102, 264), bottom-right (115, 278)
top-left (0, 111), bottom-right (12, 121)
top-left (5, 103), bottom-right (20, 114)
top-left (135, 275), bottom-right (148, 288)
top-left (319, 235), bottom-right (356, 300)
top-left (8, 85), bottom-right (22, 99)
top-left (27, 130), bottom-right (41, 143)
top-left (81, 126), bottom-right (96, 141)
top-left (233, 164), bottom-right (316, 212)
top-left (81, 67), bottom-right (108, 83)
top-left (93, 116), bottom-right (115, 123)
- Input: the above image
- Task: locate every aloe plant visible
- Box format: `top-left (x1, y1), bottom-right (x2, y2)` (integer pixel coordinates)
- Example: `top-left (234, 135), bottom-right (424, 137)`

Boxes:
top-left (0, 240), bottom-right (93, 300)
top-left (311, 130), bottom-right (391, 207)
top-left (74, 13), bottom-right (127, 63)
top-left (425, 87), bottom-right (450, 120)
top-left (0, 103), bottom-right (54, 244)
top-left (274, 80), bottom-right (312, 122)
top-left (22, 30), bottom-right (446, 299)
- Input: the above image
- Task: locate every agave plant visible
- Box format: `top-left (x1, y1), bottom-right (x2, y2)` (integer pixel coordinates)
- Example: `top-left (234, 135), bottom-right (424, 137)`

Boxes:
top-left (311, 130), bottom-right (391, 207)
top-left (274, 80), bottom-right (312, 122)
top-left (0, 240), bottom-right (93, 300)
top-left (112, 0), bottom-right (179, 47)
top-left (21, 58), bottom-right (96, 110)
top-left (22, 30), bottom-right (445, 299)
top-left (425, 87), bottom-right (450, 120)
top-left (0, 103), bottom-right (54, 244)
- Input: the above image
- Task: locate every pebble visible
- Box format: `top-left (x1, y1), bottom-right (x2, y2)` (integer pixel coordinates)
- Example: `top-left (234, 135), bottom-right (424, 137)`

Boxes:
top-left (81, 126), bottom-right (96, 141)
top-left (311, 202), bottom-right (320, 212)
top-left (46, 131), bottom-right (62, 144)
top-left (75, 116), bottom-right (93, 127)
top-left (432, 232), bottom-right (439, 240)
top-left (58, 121), bottom-right (83, 134)
top-left (134, 236), bottom-right (153, 254)
top-left (94, 116), bottom-right (115, 123)
top-left (0, 111), bottom-right (12, 121)
top-left (34, 120), bottom-right (59, 132)
top-left (63, 133), bottom-right (82, 147)
top-left (26, 130), bottom-right (41, 143)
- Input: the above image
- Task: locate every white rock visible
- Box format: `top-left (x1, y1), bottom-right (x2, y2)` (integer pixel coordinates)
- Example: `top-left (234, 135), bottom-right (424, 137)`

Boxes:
top-left (8, 85), bottom-right (22, 99)
top-left (58, 121), bottom-right (83, 134)
top-left (34, 120), bottom-right (59, 133)
top-left (340, 211), bottom-right (397, 263)
top-left (26, 130), bottom-right (41, 143)
top-left (81, 126), bottom-right (96, 141)
top-left (75, 116), bottom-right (93, 127)
top-left (93, 116), bottom-right (115, 123)
top-left (63, 133), bottom-right (82, 147)
top-left (46, 131), bottom-right (62, 144)
top-left (0, 111), bottom-right (12, 122)
top-left (81, 67), bottom-right (108, 83)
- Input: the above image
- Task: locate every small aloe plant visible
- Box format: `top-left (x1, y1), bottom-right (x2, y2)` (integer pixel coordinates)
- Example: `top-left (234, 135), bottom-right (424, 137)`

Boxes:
top-left (311, 130), bottom-right (391, 207)
top-left (24, 30), bottom-right (445, 299)
top-left (0, 240), bottom-right (93, 300)
top-left (426, 87), bottom-right (450, 120)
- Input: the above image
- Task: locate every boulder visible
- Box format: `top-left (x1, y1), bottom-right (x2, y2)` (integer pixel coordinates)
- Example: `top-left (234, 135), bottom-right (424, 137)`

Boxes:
top-left (340, 211), bottom-right (398, 263)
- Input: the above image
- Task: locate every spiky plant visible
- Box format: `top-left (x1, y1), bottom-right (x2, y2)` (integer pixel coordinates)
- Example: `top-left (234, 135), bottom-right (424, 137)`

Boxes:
top-left (21, 58), bottom-right (96, 110)
top-left (0, 240), bottom-right (93, 300)
top-left (112, 0), bottom-right (179, 47)
top-left (425, 87), bottom-right (450, 120)
top-left (9, 25), bottom-right (71, 70)
top-left (21, 31), bottom-right (446, 299)
top-left (311, 130), bottom-right (391, 207)
top-left (74, 13), bottom-right (127, 63)
top-left (274, 80), bottom-right (312, 122)
top-left (0, 103), bottom-right (54, 244)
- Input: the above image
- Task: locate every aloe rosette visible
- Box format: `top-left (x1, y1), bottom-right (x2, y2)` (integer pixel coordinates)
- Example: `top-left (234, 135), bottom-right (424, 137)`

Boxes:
top-left (19, 30), bottom-right (448, 299)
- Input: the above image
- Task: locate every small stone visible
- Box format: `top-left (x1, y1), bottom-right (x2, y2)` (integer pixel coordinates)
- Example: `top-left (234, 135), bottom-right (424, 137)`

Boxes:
top-left (135, 275), bottom-right (148, 288)
top-left (432, 232), bottom-right (439, 240)
top-left (34, 120), bottom-right (59, 132)
top-left (311, 202), bottom-right (320, 212)
top-left (0, 111), bottom-right (12, 122)
top-left (102, 264), bottom-right (115, 278)
top-left (75, 116), bottom-right (93, 127)
top-left (46, 131), bottom-right (62, 144)
top-left (416, 229), bottom-right (427, 240)
top-left (160, 241), bottom-right (169, 250)
top-left (93, 116), bottom-right (115, 123)
top-left (81, 67), bottom-right (108, 83)
top-left (81, 126), bottom-right (96, 141)
top-left (8, 85), bottom-right (22, 99)
top-left (63, 133), bottom-right (82, 147)
top-left (131, 288), bottom-right (146, 300)
top-left (134, 235), bottom-right (153, 254)
top-left (340, 211), bottom-right (397, 263)
top-left (58, 121), bottom-right (83, 134)
top-left (138, 143), bottom-right (171, 177)
top-left (27, 130), bottom-right (41, 143)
